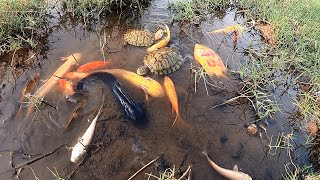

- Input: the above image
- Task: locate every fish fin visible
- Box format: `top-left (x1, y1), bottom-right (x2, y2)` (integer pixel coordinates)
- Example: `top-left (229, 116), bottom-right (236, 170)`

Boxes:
top-left (61, 57), bottom-right (68, 61)
top-left (172, 114), bottom-right (179, 126)
top-left (171, 106), bottom-right (174, 116)
top-left (233, 165), bottom-right (239, 172)
top-left (140, 85), bottom-right (149, 95)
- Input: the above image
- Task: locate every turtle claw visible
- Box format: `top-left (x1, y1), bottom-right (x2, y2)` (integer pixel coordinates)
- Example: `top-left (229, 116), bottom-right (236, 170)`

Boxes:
top-left (61, 57), bottom-right (68, 61)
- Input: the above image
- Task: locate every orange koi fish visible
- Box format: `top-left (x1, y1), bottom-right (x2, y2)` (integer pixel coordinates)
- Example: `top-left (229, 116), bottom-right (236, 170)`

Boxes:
top-left (194, 44), bottom-right (228, 79)
top-left (147, 24), bottom-right (170, 53)
top-left (16, 73), bottom-right (41, 117)
top-left (76, 60), bottom-right (111, 73)
top-left (163, 76), bottom-right (180, 126)
top-left (101, 69), bottom-right (165, 98)
top-left (26, 53), bottom-right (82, 118)
top-left (59, 79), bottom-right (75, 96)
top-left (64, 72), bottom-right (88, 80)
top-left (207, 24), bottom-right (244, 35)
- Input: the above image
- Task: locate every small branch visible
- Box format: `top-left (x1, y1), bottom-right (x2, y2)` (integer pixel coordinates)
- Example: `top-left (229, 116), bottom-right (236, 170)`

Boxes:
top-left (128, 156), bottom-right (160, 180)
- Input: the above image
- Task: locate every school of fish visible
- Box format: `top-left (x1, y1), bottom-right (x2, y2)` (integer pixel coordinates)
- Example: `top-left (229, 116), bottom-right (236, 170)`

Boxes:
top-left (13, 22), bottom-right (255, 178)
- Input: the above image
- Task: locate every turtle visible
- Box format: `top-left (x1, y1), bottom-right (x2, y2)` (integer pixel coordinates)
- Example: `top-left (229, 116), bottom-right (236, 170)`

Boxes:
top-left (137, 47), bottom-right (184, 75)
top-left (123, 29), bottom-right (154, 47)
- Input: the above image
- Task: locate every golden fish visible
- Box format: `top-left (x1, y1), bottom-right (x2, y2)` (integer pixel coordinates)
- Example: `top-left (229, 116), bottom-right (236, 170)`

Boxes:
top-left (194, 44), bottom-right (228, 79)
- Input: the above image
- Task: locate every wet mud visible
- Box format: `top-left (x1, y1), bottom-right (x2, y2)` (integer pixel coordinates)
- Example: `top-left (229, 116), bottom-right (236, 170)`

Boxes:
top-left (0, 0), bottom-right (313, 179)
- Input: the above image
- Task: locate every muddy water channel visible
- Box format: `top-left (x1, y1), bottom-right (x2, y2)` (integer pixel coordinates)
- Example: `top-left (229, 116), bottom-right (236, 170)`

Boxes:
top-left (0, 0), bottom-right (313, 179)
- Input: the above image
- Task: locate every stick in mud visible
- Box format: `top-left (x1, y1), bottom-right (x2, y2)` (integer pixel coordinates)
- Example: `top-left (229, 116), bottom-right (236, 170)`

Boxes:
top-left (0, 145), bottom-right (64, 175)
top-left (128, 156), bottom-right (161, 180)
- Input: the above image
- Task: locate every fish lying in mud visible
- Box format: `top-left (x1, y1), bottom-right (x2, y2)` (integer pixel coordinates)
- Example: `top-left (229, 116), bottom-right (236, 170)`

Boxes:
top-left (207, 24), bottom-right (244, 35)
top-left (194, 44), bottom-right (228, 79)
top-left (163, 76), bottom-right (181, 126)
top-left (70, 104), bottom-right (103, 163)
top-left (147, 24), bottom-right (170, 53)
top-left (202, 151), bottom-right (252, 180)
top-left (76, 60), bottom-right (111, 73)
top-left (26, 53), bottom-right (82, 118)
top-left (75, 72), bottom-right (146, 124)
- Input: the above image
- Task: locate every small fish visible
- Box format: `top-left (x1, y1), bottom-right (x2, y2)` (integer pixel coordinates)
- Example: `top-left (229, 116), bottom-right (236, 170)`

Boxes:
top-left (194, 44), bottom-right (228, 79)
top-left (26, 53), bottom-right (82, 118)
top-left (70, 104), bottom-right (103, 163)
top-left (147, 24), bottom-right (170, 53)
top-left (59, 79), bottom-right (75, 96)
top-left (163, 76), bottom-right (180, 126)
top-left (207, 24), bottom-right (244, 35)
top-left (202, 151), bottom-right (252, 180)
top-left (76, 60), bottom-right (111, 73)
top-left (154, 28), bottom-right (164, 40)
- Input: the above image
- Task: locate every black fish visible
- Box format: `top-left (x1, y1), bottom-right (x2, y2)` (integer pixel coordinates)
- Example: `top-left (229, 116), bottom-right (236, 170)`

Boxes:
top-left (75, 72), bottom-right (146, 124)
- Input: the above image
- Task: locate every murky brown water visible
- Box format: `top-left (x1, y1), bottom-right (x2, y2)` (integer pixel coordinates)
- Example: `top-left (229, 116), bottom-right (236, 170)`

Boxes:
top-left (0, 0), bottom-right (313, 180)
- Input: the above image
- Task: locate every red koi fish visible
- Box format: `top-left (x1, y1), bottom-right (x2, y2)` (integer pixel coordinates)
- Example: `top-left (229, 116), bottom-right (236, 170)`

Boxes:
top-left (59, 79), bottom-right (75, 96)
top-left (76, 60), bottom-right (111, 73)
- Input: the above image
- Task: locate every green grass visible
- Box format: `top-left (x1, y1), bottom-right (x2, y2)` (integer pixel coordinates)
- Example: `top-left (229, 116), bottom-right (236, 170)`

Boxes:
top-left (61, 0), bottom-right (149, 26)
top-left (0, 0), bottom-right (47, 55)
top-left (168, 0), bottom-right (229, 23)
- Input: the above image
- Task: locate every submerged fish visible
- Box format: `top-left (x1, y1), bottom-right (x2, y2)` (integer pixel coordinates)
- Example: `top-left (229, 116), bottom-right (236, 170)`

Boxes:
top-left (70, 104), bottom-right (103, 163)
top-left (207, 24), bottom-right (244, 35)
top-left (163, 76), bottom-right (180, 126)
top-left (76, 60), bottom-right (111, 73)
top-left (16, 73), bottom-right (41, 117)
top-left (194, 44), bottom-right (228, 79)
top-left (101, 69), bottom-right (165, 98)
top-left (75, 72), bottom-right (146, 124)
top-left (64, 72), bottom-right (88, 80)
top-left (26, 53), bottom-right (82, 118)
top-left (202, 151), bottom-right (252, 180)
top-left (59, 79), bottom-right (75, 96)
top-left (147, 24), bottom-right (170, 53)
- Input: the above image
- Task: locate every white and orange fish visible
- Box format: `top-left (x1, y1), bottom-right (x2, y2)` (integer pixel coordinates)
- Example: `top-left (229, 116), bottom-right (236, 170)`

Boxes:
top-left (147, 24), bottom-right (170, 53)
top-left (26, 53), bottom-right (82, 118)
top-left (163, 76), bottom-right (180, 126)
top-left (202, 151), bottom-right (252, 180)
top-left (70, 104), bottom-right (103, 163)
top-left (194, 44), bottom-right (228, 79)
top-left (76, 60), bottom-right (112, 73)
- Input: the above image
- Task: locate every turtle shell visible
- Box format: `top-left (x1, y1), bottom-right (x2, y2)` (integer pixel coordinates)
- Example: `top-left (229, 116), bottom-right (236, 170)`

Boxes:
top-left (124, 29), bottom-right (154, 46)
top-left (143, 47), bottom-right (184, 75)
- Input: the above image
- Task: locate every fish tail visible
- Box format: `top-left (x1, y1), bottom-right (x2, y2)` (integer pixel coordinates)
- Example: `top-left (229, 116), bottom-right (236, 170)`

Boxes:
top-left (172, 113), bottom-right (179, 126)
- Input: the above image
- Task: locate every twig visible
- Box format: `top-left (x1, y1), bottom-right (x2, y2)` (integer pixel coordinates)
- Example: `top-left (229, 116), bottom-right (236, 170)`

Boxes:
top-left (178, 165), bottom-right (192, 180)
top-left (0, 145), bottom-right (63, 175)
top-left (128, 156), bottom-right (160, 180)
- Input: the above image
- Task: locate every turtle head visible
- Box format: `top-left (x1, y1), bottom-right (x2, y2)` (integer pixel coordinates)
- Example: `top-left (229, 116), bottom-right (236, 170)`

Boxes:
top-left (137, 66), bottom-right (149, 76)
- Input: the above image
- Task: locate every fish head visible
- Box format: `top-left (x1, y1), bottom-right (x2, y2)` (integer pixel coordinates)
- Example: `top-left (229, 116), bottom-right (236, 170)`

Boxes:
top-left (70, 143), bottom-right (86, 163)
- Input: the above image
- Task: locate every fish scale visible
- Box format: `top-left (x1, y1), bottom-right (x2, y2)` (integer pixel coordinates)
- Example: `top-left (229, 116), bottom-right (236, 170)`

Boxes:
top-left (143, 47), bottom-right (184, 75)
top-left (124, 29), bottom-right (154, 46)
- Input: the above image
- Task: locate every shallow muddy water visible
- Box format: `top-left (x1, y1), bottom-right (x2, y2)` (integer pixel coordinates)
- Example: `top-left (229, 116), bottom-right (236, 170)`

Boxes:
top-left (0, 0), bottom-right (313, 179)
